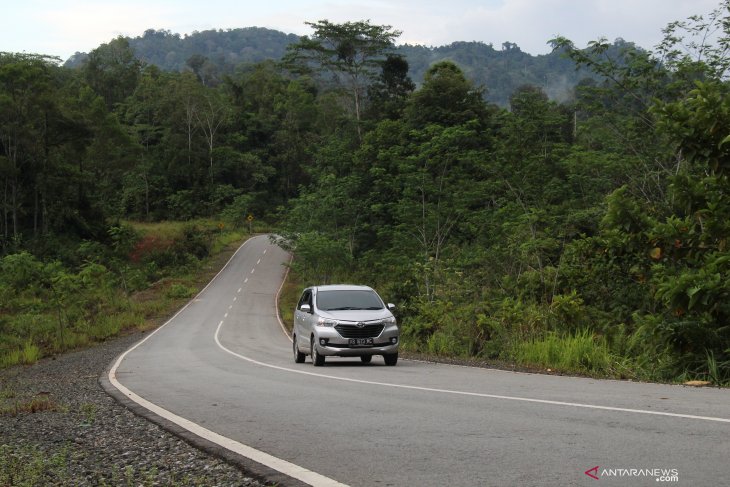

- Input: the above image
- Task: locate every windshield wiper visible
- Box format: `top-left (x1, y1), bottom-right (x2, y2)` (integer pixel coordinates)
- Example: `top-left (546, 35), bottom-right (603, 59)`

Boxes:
top-left (326, 306), bottom-right (359, 311)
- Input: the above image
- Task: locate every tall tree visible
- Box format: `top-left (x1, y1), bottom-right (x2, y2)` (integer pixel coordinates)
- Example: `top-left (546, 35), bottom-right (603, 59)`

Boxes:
top-left (284, 19), bottom-right (401, 140)
top-left (84, 37), bottom-right (142, 110)
top-left (366, 54), bottom-right (415, 121)
top-left (195, 89), bottom-right (229, 182)
top-left (405, 61), bottom-right (489, 128)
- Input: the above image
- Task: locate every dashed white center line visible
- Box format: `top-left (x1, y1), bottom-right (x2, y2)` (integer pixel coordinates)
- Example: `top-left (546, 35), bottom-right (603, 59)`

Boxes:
top-left (233, 297), bottom-right (237, 302)
top-left (224, 313), bottom-right (228, 318)
top-left (257, 258), bottom-right (261, 265)
top-left (244, 278), bottom-right (249, 283)
top-left (237, 288), bottom-right (241, 293)
top-left (228, 305), bottom-right (233, 310)
top-left (108, 237), bottom-right (348, 487)
top-left (263, 249), bottom-right (267, 254)
top-left (250, 268), bottom-right (255, 274)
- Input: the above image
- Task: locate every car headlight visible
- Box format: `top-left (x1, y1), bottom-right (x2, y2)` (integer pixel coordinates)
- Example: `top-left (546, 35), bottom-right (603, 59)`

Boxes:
top-left (316, 317), bottom-right (338, 327)
top-left (382, 316), bottom-right (396, 325)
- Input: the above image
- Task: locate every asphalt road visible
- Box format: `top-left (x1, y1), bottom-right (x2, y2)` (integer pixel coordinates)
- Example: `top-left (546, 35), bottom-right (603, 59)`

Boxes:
top-left (110, 235), bottom-right (730, 486)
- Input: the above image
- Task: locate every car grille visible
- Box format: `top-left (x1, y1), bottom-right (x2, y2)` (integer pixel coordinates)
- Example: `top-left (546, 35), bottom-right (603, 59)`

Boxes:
top-left (335, 323), bottom-right (385, 338)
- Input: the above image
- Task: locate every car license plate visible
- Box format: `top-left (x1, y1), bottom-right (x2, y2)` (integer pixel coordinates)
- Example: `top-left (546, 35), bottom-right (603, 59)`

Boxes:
top-left (349, 338), bottom-right (374, 347)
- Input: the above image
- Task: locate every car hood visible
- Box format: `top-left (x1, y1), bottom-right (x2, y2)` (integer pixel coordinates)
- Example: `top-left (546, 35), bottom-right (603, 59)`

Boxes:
top-left (318, 309), bottom-right (393, 323)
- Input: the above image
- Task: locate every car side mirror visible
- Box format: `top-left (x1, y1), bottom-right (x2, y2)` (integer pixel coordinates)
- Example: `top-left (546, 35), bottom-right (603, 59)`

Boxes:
top-left (300, 304), bottom-right (311, 313)
top-left (387, 303), bottom-right (396, 311)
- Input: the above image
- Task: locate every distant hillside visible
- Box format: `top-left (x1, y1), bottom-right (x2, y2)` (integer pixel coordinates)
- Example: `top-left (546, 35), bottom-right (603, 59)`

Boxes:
top-left (65, 27), bottom-right (298, 71)
top-left (400, 41), bottom-right (598, 105)
top-left (65, 27), bottom-right (611, 106)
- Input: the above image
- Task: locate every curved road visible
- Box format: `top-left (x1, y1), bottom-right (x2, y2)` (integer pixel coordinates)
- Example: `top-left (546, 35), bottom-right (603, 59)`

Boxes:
top-left (109, 235), bottom-right (730, 486)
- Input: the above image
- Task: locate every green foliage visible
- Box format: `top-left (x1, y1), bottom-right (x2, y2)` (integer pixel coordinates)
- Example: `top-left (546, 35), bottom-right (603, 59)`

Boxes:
top-left (69, 27), bottom-right (606, 108)
top-left (656, 1), bottom-right (730, 80)
top-left (0, 444), bottom-right (64, 485)
top-left (166, 283), bottom-right (196, 300)
top-left (220, 194), bottom-right (255, 227)
top-left (0, 340), bottom-right (40, 368)
top-left (0, 219), bottom-right (237, 368)
top-left (405, 61), bottom-right (490, 127)
top-left (84, 36), bottom-right (143, 109)
top-left (513, 330), bottom-right (622, 376)
top-left (401, 297), bottom-right (486, 357)
top-left (0, 442), bottom-right (216, 486)
top-left (366, 54), bottom-right (415, 120)
top-left (284, 232), bottom-right (352, 284)
top-left (285, 19), bottom-right (403, 138)
top-left (274, 5), bottom-right (730, 384)
top-left (3, 5), bottom-right (730, 384)
top-left (66, 27), bottom-right (299, 72)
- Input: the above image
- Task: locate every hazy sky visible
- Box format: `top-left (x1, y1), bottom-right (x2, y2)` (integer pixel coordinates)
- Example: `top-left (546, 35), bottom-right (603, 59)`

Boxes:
top-left (1, 0), bottom-right (722, 61)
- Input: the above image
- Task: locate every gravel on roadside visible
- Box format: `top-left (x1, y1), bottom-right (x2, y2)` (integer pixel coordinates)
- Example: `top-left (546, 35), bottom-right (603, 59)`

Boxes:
top-left (0, 331), bottom-right (270, 487)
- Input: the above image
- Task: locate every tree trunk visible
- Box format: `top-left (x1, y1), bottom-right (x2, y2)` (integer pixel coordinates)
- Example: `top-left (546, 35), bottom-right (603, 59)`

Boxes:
top-left (185, 97), bottom-right (196, 185)
top-left (142, 171), bottom-right (150, 220)
top-left (353, 86), bottom-right (362, 142)
top-left (42, 193), bottom-right (48, 235)
top-left (2, 177), bottom-right (7, 247)
top-left (33, 182), bottom-right (38, 238)
top-left (11, 177), bottom-right (18, 242)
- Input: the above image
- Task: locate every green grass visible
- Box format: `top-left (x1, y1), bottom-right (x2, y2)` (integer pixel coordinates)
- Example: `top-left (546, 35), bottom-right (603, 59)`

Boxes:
top-left (277, 266), bottom-right (302, 334)
top-left (0, 443), bottom-right (222, 486)
top-left (165, 283), bottom-right (196, 300)
top-left (126, 219), bottom-right (212, 240)
top-left (1, 221), bottom-right (249, 369)
top-left (80, 402), bottom-right (98, 426)
top-left (0, 340), bottom-right (41, 368)
top-left (512, 329), bottom-right (625, 377)
top-left (0, 444), bottom-right (58, 486)
top-left (0, 391), bottom-right (62, 417)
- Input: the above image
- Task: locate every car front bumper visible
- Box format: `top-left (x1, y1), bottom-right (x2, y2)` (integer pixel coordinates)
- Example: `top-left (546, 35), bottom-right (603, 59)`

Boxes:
top-left (314, 324), bottom-right (399, 356)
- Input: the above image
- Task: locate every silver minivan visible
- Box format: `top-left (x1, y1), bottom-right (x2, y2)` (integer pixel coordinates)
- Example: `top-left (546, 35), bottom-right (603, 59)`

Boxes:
top-left (293, 284), bottom-right (399, 366)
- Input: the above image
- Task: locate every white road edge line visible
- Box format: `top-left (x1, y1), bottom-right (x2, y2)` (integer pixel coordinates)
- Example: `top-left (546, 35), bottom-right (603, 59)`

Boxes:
top-left (108, 236), bottom-right (348, 487)
top-left (275, 255), bottom-right (294, 342)
top-left (214, 328), bottom-right (730, 424)
top-left (260, 267), bottom-right (730, 425)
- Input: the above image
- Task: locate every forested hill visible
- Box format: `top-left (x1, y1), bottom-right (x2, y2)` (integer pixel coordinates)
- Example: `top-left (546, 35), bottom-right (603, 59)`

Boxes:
top-left (65, 27), bottom-right (299, 72)
top-left (400, 41), bottom-right (597, 104)
top-left (64, 27), bottom-right (602, 106)
top-left (6, 4), bottom-right (728, 384)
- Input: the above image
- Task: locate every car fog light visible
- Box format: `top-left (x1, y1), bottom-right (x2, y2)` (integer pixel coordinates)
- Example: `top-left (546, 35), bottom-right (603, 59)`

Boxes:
top-left (390, 337), bottom-right (398, 344)
top-left (320, 338), bottom-right (328, 346)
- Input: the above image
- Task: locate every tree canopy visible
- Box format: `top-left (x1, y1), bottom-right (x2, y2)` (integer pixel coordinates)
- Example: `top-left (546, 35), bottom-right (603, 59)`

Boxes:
top-left (3, 4), bottom-right (730, 383)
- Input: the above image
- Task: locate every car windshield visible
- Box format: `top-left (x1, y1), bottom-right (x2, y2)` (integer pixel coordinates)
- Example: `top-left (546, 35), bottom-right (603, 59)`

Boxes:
top-left (316, 290), bottom-right (384, 311)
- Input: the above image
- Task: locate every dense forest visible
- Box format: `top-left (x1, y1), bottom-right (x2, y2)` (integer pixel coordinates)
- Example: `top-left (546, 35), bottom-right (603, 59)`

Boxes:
top-left (2, 2), bottom-right (729, 384)
top-left (64, 26), bottom-right (603, 107)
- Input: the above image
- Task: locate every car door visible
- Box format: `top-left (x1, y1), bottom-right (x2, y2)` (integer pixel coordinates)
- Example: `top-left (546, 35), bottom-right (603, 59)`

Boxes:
top-left (294, 289), bottom-right (313, 351)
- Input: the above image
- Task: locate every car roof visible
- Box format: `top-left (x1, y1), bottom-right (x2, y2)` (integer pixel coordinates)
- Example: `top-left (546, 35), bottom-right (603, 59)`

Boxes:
top-left (313, 284), bottom-right (374, 292)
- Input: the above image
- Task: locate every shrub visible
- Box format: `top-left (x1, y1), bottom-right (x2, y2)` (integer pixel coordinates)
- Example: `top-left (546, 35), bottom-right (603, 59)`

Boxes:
top-left (512, 329), bottom-right (619, 375)
top-left (165, 283), bottom-right (195, 300)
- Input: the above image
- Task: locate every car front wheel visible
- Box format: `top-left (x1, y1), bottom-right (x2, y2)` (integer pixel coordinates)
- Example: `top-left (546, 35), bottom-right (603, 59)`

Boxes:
top-left (383, 352), bottom-right (398, 366)
top-left (311, 338), bottom-right (325, 366)
top-left (293, 335), bottom-right (305, 363)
